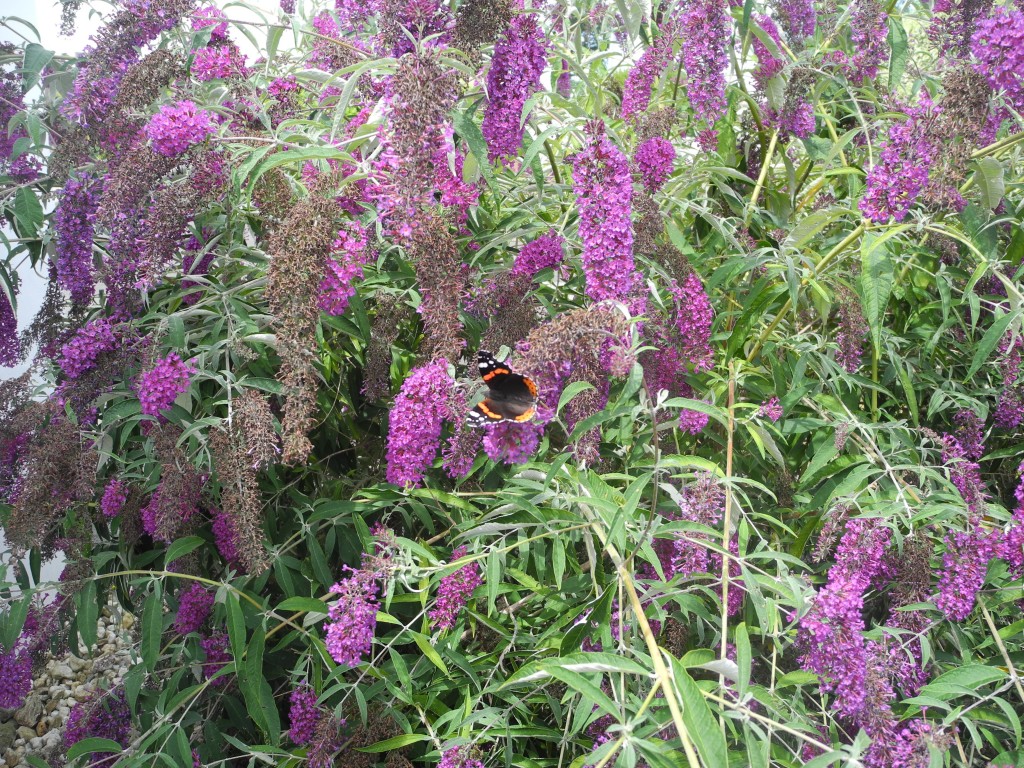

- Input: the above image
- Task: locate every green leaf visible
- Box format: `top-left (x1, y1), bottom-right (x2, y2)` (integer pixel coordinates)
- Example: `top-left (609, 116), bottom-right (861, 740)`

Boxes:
top-left (76, 581), bottom-right (98, 650)
top-left (860, 230), bottom-right (895, 351)
top-left (142, 585), bottom-right (163, 672)
top-left (226, 592), bottom-right (246, 662)
top-left (0, 592), bottom-right (30, 652)
top-left (887, 18), bottom-right (909, 90)
top-left (165, 536), bottom-right (205, 567)
top-left (557, 380), bottom-right (596, 415)
top-left (975, 156), bottom-right (1006, 210)
top-left (668, 657), bottom-right (729, 768)
top-left (13, 187), bottom-right (43, 237)
top-left (967, 310), bottom-right (1019, 380)
top-left (411, 630), bottom-right (450, 675)
top-left (167, 315), bottom-right (186, 350)
top-left (66, 738), bottom-right (125, 761)
top-left (245, 145), bottom-right (354, 195)
top-left (22, 43), bottom-right (54, 91)
top-left (452, 108), bottom-right (497, 194)
top-left (275, 596), bottom-right (329, 614)
top-left (354, 734), bottom-right (432, 753)
top-left (735, 622), bottom-right (751, 697)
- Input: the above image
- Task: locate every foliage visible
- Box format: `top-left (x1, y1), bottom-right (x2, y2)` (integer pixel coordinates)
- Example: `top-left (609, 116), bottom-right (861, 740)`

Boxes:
top-left (1, 0), bottom-right (1024, 766)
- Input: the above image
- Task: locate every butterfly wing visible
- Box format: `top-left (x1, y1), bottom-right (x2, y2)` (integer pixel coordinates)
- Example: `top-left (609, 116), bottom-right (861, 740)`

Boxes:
top-left (468, 351), bottom-right (538, 426)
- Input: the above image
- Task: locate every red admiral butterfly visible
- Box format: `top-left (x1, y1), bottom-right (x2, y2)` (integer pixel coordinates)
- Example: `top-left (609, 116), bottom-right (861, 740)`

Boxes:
top-left (467, 350), bottom-right (538, 427)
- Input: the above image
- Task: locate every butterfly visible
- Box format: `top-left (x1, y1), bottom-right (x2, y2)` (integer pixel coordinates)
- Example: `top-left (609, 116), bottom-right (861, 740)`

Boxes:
top-left (466, 350), bottom-right (539, 427)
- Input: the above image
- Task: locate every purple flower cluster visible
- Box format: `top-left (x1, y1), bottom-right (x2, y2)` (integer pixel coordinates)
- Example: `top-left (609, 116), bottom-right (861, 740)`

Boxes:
top-left (859, 102), bottom-right (939, 223)
top-left (439, 747), bottom-right (486, 768)
top-left (320, 221), bottom-right (371, 316)
top-left (212, 507), bottom-right (240, 566)
top-left (758, 396), bottom-right (783, 422)
top-left (669, 272), bottom-right (715, 371)
top-left (61, 0), bottom-right (190, 128)
top-left (1, 288), bottom-right (19, 368)
top-left (59, 318), bottom-right (118, 379)
top-left (173, 582), bottom-right (214, 634)
top-left (0, 645), bottom-right (31, 708)
top-left (182, 243), bottom-right (216, 306)
top-left (679, 405), bottom-right (710, 434)
top-left (482, 14), bottom-right (548, 162)
top-left (971, 7), bottom-right (1024, 112)
top-left (797, 518), bottom-right (891, 720)
top-left (941, 434), bottom-right (987, 515)
top-left (386, 360), bottom-right (455, 487)
top-left (136, 352), bottom-right (194, 418)
top-left (934, 526), bottom-right (997, 620)
top-left (777, 0), bottom-right (816, 39)
top-left (664, 473), bottom-right (725, 579)
top-left (192, 45), bottom-right (248, 81)
top-left (145, 101), bottom-right (217, 158)
top-left (199, 631), bottom-right (232, 684)
top-left (634, 136), bottom-right (676, 192)
top-left (570, 121), bottom-right (636, 302)
top-left (101, 477), bottom-right (129, 518)
top-left (54, 173), bottom-right (101, 304)
top-left (752, 15), bottom-right (785, 88)
top-left (482, 422), bottom-right (543, 465)
top-left (324, 567), bottom-right (379, 666)
top-left (766, 99), bottom-right (816, 139)
top-left (953, 409), bottom-right (984, 459)
top-left (849, 0), bottom-right (890, 83)
top-left (192, 5), bottom-right (229, 40)
top-left (429, 545), bottom-right (484, 631)
top-left (288, 684), bottom-right (321, 745)
top-left (141, 473), bottom-right (203, 542)
top-left (512, 231), bottom-right (565, 278)
top-left (679, 0), bottom-right (730, 150)
top-left (994, 326), bottom-right (1024, 429)
top-left (64, 688), bottom-right (132, 767)
top-left (620, 19), bottom-right (678, 121)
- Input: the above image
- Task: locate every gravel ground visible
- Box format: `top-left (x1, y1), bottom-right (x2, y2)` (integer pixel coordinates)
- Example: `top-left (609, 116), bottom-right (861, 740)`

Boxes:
top-left (0, 608), bottom-right (136, 768)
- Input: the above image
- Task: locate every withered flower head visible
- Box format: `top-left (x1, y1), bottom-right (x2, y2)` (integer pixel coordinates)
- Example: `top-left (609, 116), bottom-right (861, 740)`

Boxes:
top-left (452, 0), bottom-right (514, 52)
top-left (402, 209), bottom-right (466, 362)
top-left (210, 428), bottom-right (268, 575)
top-left (267, 195), bottom-right (339, 465)
top-left (233, 389), bottom-right (280, 470)
top-left (362, 294), bottom-right (408, 401)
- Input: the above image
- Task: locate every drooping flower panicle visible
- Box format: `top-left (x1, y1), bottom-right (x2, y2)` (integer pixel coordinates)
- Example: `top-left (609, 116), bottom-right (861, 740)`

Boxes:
top-left (570, 121), bottom-right (636, 302)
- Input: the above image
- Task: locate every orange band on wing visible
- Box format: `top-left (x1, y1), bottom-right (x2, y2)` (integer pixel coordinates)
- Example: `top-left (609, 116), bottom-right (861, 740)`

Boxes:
top-left (481, 368), bottom-right (510, 382)
top-left (475, 401), bottom-right (504, 420)
top-left (523, 377), bottom-right (538, 397)
top-left (513, 406), bottom-right (536, 423)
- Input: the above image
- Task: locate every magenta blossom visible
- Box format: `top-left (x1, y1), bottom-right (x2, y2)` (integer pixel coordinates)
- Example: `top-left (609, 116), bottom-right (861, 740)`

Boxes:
top-left (146, 101), bottom-right (216, 157)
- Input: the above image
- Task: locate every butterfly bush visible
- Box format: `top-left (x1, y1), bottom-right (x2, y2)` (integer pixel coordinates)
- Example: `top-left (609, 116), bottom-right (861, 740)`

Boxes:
top-left (53, 172), bottom-right (101, 304)
top-left (620, 18), bottom-right (678, 121)
top-left (145, 100), bottom-right (217, 157)
top-left (680, 0), bottom-right (730, 149)
top-left (0, 290), bottom-right (19, 368)
top-left (570, 121), bottom-right (636, 302)
top-left (324, 567), bottom-right (379, 666)
top-left (0, 645), bottom-right (31, 709)
top-left (634, 136), bottom-right (676, 192)
top-left (100, 477), bottom-right (128, 518)
top-left (971, 7), bottom-right (1024, 111)
top-left (386, 360), bottom-right (455, 487)
top-left (136, 352), bottom-right (195, 418)
top-left (859, 101), bottom-right (939, 223)
top-left (5, 0), bottom-right (1024, 764)
top-left (482, 14), bottom-right (548, 162)
top-left (429, 545), bottom-right (484, 630)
